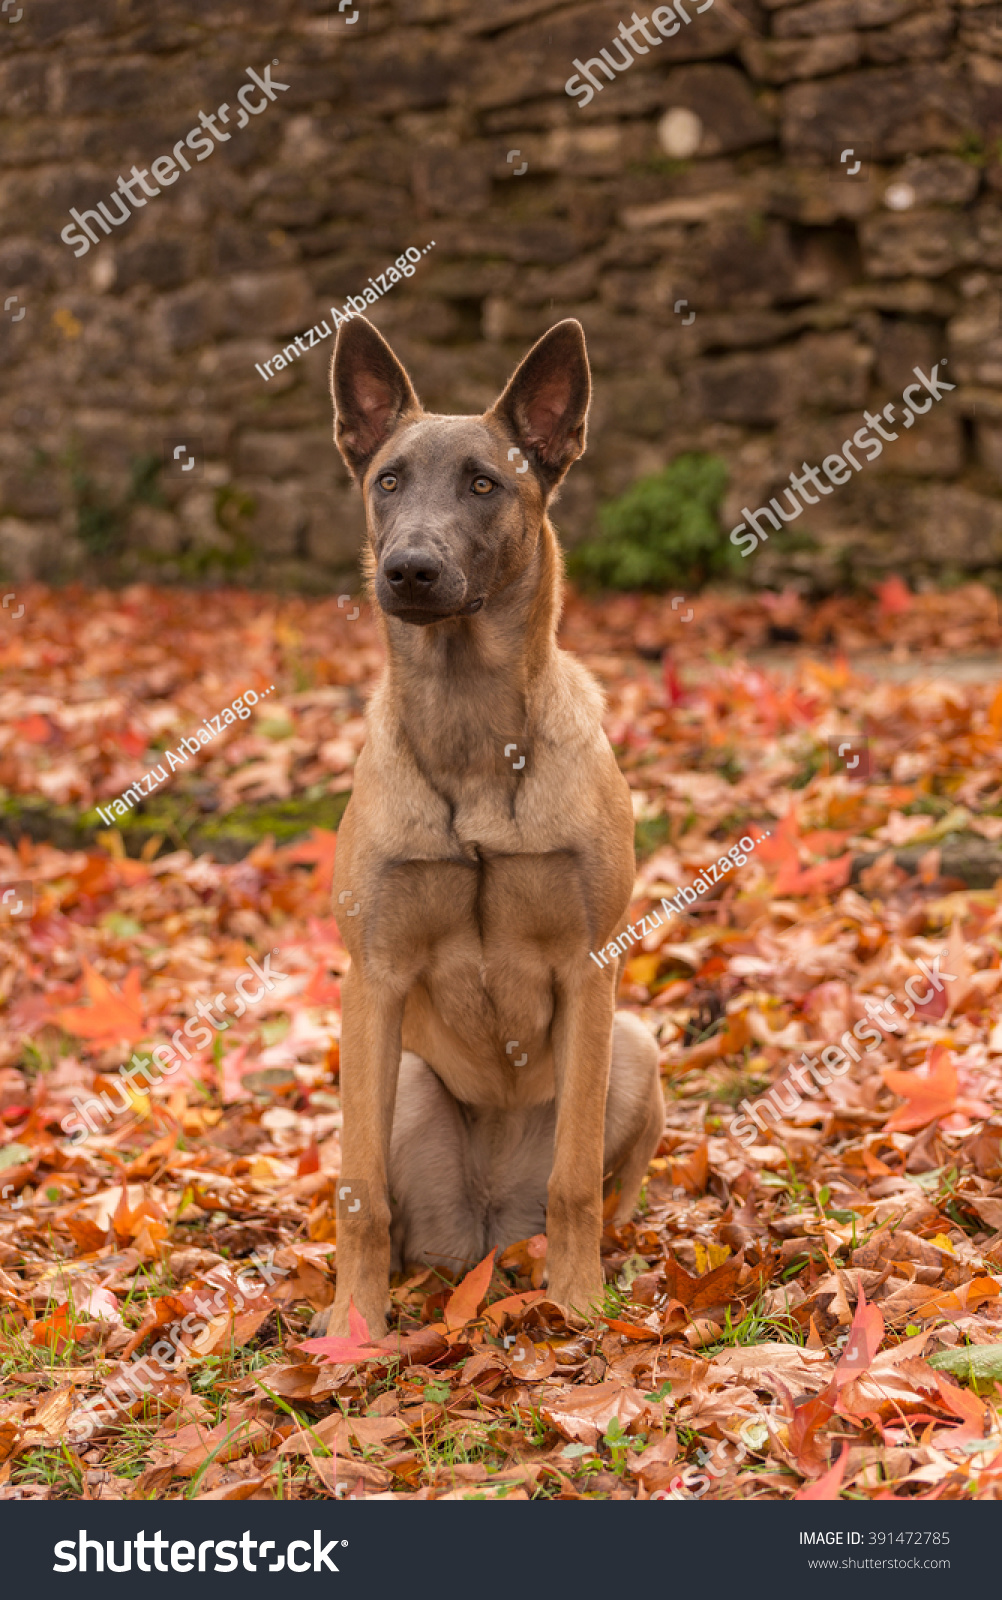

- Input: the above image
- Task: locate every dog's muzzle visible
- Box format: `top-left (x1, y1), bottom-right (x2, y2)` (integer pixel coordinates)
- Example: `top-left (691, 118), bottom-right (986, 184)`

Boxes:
top-left (376, 547), bottom-right (480, 624)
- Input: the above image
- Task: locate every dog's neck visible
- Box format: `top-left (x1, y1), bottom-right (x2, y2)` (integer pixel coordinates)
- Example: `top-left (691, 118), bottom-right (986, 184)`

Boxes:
top-left (375, 519), bottom-right (562, 788)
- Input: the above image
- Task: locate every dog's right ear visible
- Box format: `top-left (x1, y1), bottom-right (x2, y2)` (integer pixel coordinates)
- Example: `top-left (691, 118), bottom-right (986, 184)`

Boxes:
top-left (331, 317), bottom-right (421, 480)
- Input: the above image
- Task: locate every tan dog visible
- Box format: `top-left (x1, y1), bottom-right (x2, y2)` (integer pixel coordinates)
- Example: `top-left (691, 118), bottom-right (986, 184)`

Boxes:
top-left (315, 315), bottom-right (664, 1338)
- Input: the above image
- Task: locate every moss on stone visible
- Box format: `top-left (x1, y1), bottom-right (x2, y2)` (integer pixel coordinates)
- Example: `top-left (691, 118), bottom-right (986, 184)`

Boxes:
top-left (0, 790), bottom-right (350, 861)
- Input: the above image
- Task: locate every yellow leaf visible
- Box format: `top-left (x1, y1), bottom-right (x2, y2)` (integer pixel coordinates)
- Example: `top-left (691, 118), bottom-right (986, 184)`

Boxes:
top-left (928, 1233), bottom-right (956, 1255)
top-left (249, 1154), bottom-right (291, 1182)
top-left (624, 953), bottom-right (660, 988)
top-left (693, 1240), bottom-right (731, 1274)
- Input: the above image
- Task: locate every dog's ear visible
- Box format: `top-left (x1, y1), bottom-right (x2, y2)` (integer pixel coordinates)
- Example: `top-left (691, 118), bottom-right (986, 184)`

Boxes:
top-left (490, 319), bottom-right (591, 491)
top-left (331, 316), bottom-right (421, 480)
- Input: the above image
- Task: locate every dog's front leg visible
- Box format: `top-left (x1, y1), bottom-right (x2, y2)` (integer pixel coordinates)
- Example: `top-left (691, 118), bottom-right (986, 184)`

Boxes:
top-left (546, 964), bottom-right (618, 1318)
top-left (327, 963), bottom-right (404, 1338)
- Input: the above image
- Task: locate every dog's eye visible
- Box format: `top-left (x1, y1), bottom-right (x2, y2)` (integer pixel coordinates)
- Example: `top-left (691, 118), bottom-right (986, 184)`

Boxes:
top-left (377, 473), bottom-right (398, 492)
top-left (471, 476), bottom-right (494, 495)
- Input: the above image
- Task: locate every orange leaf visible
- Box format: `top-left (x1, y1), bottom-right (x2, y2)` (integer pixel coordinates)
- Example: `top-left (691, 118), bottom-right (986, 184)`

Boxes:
top-left (624, 952), bottom-right (661, 989)
top-left (600, 1317), bottom-right (659, 1341)
top-left (989, 681), bottom-right (1002, 739)
top-left (677, 1011), bottom-right (750, 1069)
top-left (662, 1250), bottom-right (745, 1314)
top-left (920, 1277), bottom-right (1000, 1317)
top-left (14, 714), bottom-right (53, 744)
top-left (482, 1289), bottom-right (547, 1330)
top-left (444, 1248), bottom-right (496, 1332)
top-left (57, 961), bottom-right (146, 1046)
top-left (281, 827), bottom-right (338, 893)
top-left (933, 1373), bottom-right (990, 1443)
top-left (789, 1380), bottom-right (836, 1476)
top-left (795, 1441), bottom-right (849, 1499)
top-left (301, 962), bottom-right (341, 1007)
top-left (776, 852), bottom-right (853, 898)
top-left (754, 808), bottom-right (800, 868)
top-left (297, 1141), bottom-right (320, 1177)
top-left (669, 1138), bottom-right (709, 1195)
top-left (883, 1043), bottom-right (957, 1133)
top-left (30, 1303), bottom-right (87, 1351)
top-left (835, 1279), bottom-right (884, 1386)
top-left (801, 829), bottom-right (853, 856)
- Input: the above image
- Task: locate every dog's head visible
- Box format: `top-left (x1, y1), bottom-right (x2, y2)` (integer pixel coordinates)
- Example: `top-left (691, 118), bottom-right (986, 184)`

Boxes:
top-left (330, 315), bottom-right (591, 626)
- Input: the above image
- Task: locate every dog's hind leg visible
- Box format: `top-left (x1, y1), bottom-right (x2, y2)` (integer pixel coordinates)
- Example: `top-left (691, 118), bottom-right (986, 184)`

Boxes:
top-left (387, 1017), bottom-right (661, 1286)
top-left (602, 1011), bottom-right (664, 1224)
top-left (390, 1055), bottom-right (553, 1274)
top-left (388, 1052), bottom-right (486, 1276)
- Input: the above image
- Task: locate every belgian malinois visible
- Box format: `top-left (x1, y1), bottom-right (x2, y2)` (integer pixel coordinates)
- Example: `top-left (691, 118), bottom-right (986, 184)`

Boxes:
top-left (314, 315), bottom-right (664, 1337)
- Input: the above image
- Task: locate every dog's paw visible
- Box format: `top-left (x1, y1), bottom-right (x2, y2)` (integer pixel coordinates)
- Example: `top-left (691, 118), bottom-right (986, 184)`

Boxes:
top-left (308, 1304), bottom-right (333, 1337)
top-left (545, 1275), bottom-right (605, 1325)
top-left (308, 1296), bottom-right (389, 1340)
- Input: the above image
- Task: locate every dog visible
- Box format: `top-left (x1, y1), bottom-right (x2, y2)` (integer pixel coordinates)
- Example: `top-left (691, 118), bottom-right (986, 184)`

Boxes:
top-left (313, 314), bottom-right (665, 1338)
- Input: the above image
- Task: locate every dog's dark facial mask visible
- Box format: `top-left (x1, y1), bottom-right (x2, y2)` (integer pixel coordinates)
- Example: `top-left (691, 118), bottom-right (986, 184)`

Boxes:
top-left (331, 316), bottom-right (591, 626)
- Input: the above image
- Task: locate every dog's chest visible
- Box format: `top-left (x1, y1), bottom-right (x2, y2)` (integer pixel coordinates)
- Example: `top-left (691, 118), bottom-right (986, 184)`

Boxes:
top-left (384, 847), bottom-right (594, 1105)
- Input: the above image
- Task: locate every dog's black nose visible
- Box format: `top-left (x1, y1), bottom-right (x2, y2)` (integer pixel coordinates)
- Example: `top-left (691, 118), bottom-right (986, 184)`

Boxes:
top-left (384, 550), bottom-right (442, 602)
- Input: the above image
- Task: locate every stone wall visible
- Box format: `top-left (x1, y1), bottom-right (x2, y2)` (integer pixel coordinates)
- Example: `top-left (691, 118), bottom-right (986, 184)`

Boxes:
top-left (2, 0), bottom-right (1001, 592)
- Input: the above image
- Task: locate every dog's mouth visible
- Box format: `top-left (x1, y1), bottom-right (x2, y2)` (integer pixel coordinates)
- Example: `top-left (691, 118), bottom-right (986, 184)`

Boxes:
top-left (385, 597), bottom-right (484, 626)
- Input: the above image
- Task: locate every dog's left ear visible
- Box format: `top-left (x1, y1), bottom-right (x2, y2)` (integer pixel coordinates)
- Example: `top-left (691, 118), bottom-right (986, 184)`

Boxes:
top-left (490, 319), bottom-right (591, 491)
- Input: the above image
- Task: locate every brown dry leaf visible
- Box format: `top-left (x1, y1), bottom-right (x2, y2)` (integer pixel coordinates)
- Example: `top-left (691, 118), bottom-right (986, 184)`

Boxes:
top-left (173, 1415), bottom-right (277, 1476)
top-left (662, 1249), bottom-right (747, 1315)
top-left (540, 1382), bottom-right (651, 1445)
top-left (347, 1415), bottom-right (410, 1449)
top-left (709, 1342), bottom-right (833, 1394)
top-left (505, 1334), bottom-right (557, 1380)
top-left (23, 1384), bottom-right (77, 1442)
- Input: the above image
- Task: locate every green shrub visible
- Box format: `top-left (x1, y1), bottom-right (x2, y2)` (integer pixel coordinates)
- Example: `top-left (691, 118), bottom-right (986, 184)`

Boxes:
top-left (568, 452), bottom-right (739, 590)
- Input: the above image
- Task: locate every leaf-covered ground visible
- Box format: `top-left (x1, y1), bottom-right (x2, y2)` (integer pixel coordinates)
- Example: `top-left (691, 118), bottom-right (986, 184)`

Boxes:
top-left (3, 580), bottom-right (1002, 1502)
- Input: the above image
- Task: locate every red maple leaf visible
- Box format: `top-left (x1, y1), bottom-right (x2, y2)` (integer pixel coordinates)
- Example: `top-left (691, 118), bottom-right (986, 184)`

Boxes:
top-left (298, 1301), bottom-right (386, 1364)
top-left (776, 852), bottom-right (853, 897)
